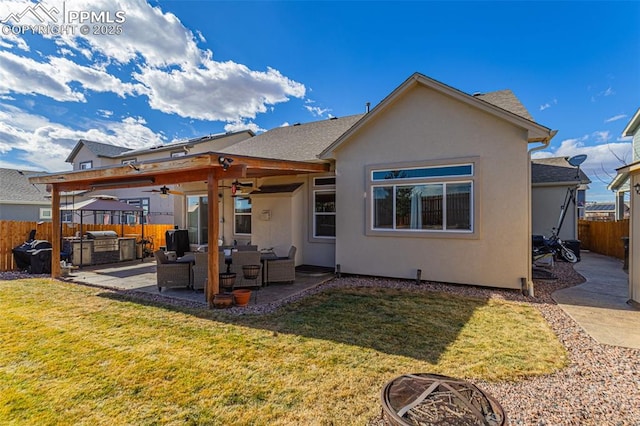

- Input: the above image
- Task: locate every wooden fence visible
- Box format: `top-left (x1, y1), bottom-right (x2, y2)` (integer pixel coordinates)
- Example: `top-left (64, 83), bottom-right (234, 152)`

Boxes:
top-left (0, 221), bottom-right (174, 272)
top-left (578, 219), bottom-right (629, 260)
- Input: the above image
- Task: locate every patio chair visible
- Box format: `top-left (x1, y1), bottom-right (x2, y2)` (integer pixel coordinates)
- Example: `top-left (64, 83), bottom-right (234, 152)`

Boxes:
top-left (265, 246), bottom-right (296, 285)
top-left (193, 252), bottom-right (226, 291)
top-left (230, 251), bottom-right (262, 288)
top-left (154, 250), bottom-right (191, 292)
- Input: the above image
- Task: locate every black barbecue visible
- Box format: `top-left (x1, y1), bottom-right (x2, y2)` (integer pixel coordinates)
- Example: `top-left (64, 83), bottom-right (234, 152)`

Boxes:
top-left (12, 231), bottom-right (52, 274)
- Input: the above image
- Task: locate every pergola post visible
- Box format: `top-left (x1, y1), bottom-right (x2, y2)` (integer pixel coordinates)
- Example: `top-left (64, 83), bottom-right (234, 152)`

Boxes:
top-left (51, 185), bottom-right (61, 278)
top-left (206, 172), bottom-right (220, 307)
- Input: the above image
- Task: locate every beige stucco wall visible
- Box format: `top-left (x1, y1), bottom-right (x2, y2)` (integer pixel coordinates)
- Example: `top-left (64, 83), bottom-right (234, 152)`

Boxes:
top-left (333, 85), bottom-right (531, 289)
top-left (532, 185), bottom-right (578, 241)
top-left (170, 175), bottom-right (336, 267)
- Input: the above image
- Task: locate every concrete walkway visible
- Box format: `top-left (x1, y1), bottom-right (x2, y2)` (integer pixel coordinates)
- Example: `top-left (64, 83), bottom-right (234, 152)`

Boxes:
top-left (552, 251), bottom-right (640, 349)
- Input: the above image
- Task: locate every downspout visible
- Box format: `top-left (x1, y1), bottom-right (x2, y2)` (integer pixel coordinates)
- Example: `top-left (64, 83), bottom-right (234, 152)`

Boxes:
top-left (526, 130), bottom-right (556, 297)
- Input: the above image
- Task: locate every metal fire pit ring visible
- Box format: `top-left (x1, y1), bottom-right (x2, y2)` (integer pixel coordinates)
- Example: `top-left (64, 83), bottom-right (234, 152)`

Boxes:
top-left (381, 373), bottom-right (506, 426)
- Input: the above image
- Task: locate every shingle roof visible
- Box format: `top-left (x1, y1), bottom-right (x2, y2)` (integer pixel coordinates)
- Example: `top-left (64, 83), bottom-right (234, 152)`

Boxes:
top-left (0, 168), bottom-right (49, 203)
top-left (219, 115), bottom-right (364, 162)
top-left (66, 139), bottom-right (132, 163)
top-left (475, 90), bottom-right (534, 121)
top-left (531, 157), bottom-right (591, 184)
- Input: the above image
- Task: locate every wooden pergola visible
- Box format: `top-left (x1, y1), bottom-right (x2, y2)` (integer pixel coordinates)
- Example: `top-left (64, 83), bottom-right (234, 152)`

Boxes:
top-left (29, 152), bottom-right (330, 307)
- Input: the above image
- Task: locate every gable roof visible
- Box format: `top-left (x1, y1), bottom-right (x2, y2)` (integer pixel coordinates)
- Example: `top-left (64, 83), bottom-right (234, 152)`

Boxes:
top-left (320, 72), bottom-right (556, 159)
top-left (531, 157), bottom-right (591, 185)
top-left (66, 139), bottom-right (132, 163)
top-left (219, 115), bottom-right (363, 162)
top-left (65, 131), bottom-right (255, 164)
top-left (0, 168), bottom-right (49, 204)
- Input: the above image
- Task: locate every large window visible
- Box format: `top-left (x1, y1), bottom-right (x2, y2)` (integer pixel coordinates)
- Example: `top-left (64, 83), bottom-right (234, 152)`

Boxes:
top-left (370, 162), bottom-right (474, 234)
top-left (234, 196), bottom-right (251, 235)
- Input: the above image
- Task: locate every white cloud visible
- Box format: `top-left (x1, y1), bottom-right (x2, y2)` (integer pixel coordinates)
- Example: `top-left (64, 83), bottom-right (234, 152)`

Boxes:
top-left (223, 120), bottom-right (265, 134)
top-left (135, 62), bottom-right (305, 122)
top-left (0, 0), bottom-right (306, 125)
top-left (0, 103), bottom-right (165, 171)
top-left (605, 114), bottom-right (627, 123)
top-left (592, 130), bottom-right (610, 143)
top-left (304, 105), bottom-right (331, 117)
top-left (539, 98), bottom-right (557, 111)
top-left (533, 136), bottom-right (633, 195)
top-left (0, 50), bottom-right (86, 101)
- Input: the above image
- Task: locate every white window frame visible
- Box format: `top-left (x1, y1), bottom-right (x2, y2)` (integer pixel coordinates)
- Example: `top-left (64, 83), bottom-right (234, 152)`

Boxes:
top-left (233, 196), bottom-right (252, 236)
top-left (313, 189), bottom-right (336, 239)
top-left (39, 208), bottom-right (52, 220)
top-left (121, 158), bottom-right (137, 165)
top-left (79, 161), bottom-right (93, 170)
top-left (366, 157), bottom-right (480, 239)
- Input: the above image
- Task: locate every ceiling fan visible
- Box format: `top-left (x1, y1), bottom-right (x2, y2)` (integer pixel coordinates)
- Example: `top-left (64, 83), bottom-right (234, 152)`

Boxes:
top-left (142, 185), bottom-right (184, 198)
top-left (220, 180), bottom-right (253, 196)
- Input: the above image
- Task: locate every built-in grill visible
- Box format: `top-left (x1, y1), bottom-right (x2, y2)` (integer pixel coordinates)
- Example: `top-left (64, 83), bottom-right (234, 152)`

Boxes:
top-left (85, 231), bottom-right (119, 252)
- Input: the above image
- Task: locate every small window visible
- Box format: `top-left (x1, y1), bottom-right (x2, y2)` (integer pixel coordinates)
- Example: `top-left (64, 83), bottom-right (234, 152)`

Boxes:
top-left (314, 177), bottom-right (336, 186)
top-left (61, 210), bottom-right (73, 223)
top-left (79, 161), bottom-right (93, 170)
top-left (170, 151), bottom-right (186, 158)
top-left (121, 159), bottom-right (137, 165)
top-left (314, 190), bottom-right (336, 238)
top-left (39, 208), bottom-right (52, 220)
top-left (234, 196), bottom-right (251, 235)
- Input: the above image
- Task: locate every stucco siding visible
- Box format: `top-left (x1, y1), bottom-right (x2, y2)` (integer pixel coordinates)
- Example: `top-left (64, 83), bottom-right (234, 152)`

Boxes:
top-left (532, 185), bottom-right (577, 241)
top-left (334, 85), bottom-right (530, 289)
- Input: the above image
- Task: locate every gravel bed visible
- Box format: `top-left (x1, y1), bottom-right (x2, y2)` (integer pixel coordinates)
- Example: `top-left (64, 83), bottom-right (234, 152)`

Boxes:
top-left (3, 263), bottom-right (639, 425)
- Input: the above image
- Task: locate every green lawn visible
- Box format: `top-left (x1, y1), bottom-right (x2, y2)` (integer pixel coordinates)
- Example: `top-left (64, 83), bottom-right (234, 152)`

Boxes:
top-left (0, 279), bottom-right (567, 425)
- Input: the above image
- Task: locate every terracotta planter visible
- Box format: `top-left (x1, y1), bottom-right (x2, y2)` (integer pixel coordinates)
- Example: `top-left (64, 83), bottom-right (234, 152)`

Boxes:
top-left (212, 293), bottom-right (233, 309)
top-left (232, 289), bottom-right (252, 307)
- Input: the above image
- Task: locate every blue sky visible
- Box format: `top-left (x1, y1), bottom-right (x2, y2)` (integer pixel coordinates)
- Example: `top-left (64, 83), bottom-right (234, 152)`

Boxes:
top-left (0, 1), bottom-right (638, 202)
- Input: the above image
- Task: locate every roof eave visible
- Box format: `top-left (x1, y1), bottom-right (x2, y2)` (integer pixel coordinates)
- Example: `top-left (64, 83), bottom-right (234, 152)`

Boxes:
top-left (622, 108), bottom-right (640, 137)
top-left (319, 73), bottom-right (555, 159)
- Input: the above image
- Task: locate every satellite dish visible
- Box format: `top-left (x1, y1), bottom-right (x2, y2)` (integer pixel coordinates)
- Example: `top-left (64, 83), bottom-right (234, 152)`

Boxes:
top-left (568, 154), bottom-right (587, 167)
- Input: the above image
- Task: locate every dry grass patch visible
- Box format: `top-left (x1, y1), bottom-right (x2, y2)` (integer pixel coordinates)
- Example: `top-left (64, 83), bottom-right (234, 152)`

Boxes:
top-left (0, 279), bottom-right (566, 425)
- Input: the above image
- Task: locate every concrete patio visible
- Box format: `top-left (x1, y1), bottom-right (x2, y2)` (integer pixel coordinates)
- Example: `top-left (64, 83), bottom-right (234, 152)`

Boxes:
top-left (61, 258), bottom-right (335, 308)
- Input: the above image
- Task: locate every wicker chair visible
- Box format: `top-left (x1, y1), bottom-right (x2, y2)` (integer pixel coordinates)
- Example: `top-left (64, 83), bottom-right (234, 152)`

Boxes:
top-left (230, 251), bottom-right (262, 288)
top-left (265, 246), bottom-right (296, 284)
top-left (154, 250), bottom-right (191, 292)
top-left (192, 252), bottom-right (226, 291)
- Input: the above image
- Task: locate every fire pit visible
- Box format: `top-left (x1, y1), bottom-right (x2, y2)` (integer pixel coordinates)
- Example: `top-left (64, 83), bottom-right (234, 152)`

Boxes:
top-left (380, 373), bottom-right (506, 426)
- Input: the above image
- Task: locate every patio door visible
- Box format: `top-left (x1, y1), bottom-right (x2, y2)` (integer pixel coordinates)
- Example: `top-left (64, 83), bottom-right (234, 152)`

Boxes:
top-left (187, 195), bottom-right (208, 245)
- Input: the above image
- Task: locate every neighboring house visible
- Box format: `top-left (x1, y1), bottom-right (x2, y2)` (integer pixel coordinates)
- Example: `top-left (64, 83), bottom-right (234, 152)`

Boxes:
top-left (0, 168), bottom-right (51, 221)
top-left (584, 202), bottom-right (628, 221)
top-left (64, 131), bottom-right (254, 225)
top-left (609, 107), bottom-right (640, 219)
top-left (610, 108), bottom-right (640, 306)
top-left (37, 72), bottom-right (556, 292)
top-left (531, 157), bottom-right (590, 240)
